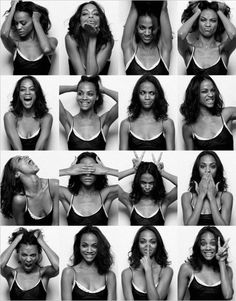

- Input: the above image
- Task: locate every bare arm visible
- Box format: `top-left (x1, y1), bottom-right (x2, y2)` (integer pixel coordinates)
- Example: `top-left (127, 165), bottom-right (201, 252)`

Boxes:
top-left (59, 85), bottom-right (75, 134)
top-left (121, 268), bottom-right (134, 301)
top-left (178, 263), bottom-right (191, 300)
top-left (107, 271), bottom-right (117, 301)
top-left (156, 267), bottom-right (173, 300)
top-left (12, 195), bottom-right (26, 225)
top-left (100, 84), bottom-right (118, 129)
top-left (182, 123), bottom-right (194, 150)
top-left (61, 267), bottom-right (74, 300)
top-left (208, 191), bottom-right (232, 225)
top-left (161, 169), bottom-right (177, 207)
top-left (49, 179), bottom-right (59, 226)
top-left (4, 112), bottom-right (22, 150)
top-left (163, 118), bottom-right (175, 150)
top-left (35, 114), bottom-right (52, 150)
top-left (118, 186), bottom-right (132, 212)
top-left (119, 119), bottom-right (129, 150)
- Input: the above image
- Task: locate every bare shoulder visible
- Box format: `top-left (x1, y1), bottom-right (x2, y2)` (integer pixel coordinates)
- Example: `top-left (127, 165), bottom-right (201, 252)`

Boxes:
top-left (49, 37), bottom-right (58, 46)
top-left (107, 270), bottom-right (116, 281)
top-left (4, 111), bottom-right (16, 122)
top-left (161, 266), bottom-right (173, 277)
top-left (181, 191), bottom-right (192, 202)
top-left (182, 123), bottom-right (192, 134)
top-left (62, 266), bottom-right (74, 280)
top-left (179, 262), bottom-right (193, 276)
top-left (163, 118), bottom-right (174, 129)
top-left (12, 194), bottom-right (26, 207)
top-left (122, 267), bottom-right (132, 279)
top-left (221, 191), bottom-right (233, 203)
top-left (120, 118), bottom-right (129, 128)
top-left (41, 113), bottom-right (53, 122)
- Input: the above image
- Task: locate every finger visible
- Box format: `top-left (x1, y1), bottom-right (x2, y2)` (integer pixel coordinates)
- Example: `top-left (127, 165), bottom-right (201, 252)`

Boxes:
top-left (218, 237), bottom-right (221, 249)
top-left (147, 244), bottom-right (150, 258)
top-left (133, 151), bottom-right (138, 159)
top-left (157, 152), bottom-right (163, 163)
top-left (140, 151), bottom-right (145, 161)
top-left (223, 238), bottom-right (230, 248)
top-left (152, 153), bottom-right (157, 164)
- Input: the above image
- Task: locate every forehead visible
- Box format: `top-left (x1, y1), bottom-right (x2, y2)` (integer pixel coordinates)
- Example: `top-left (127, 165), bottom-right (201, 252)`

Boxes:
top-left (139, 229), bottom-right (156, 240)
top-left (200, 231), bottom-right (216, 241)
top-left (139, 81), bottom-right (156, 91)
top-left (14, 11), bottom-right (31, 21)
top-left (138, 15), bottom-right (157, 27)
top-left (19, 244), bottom-right (38, 253)
top-left (200, 79), bottom-right (214, 89)
top-left (79, 156), bottom-right (96, 164)
top-left (78, 81), bottom-right (96, 91)
top-left (81, 233), bottom-right (98, 243)
top-left (82, 3), bottom-right (98, 12)
top-left (20, 78), bottom-right (34, 87)
top-left (199, 154), bottom-right (216, 164)
top-left (140, 172), bottom-right (154, 182)
top-left (200, 9), bottom-right (218, 19)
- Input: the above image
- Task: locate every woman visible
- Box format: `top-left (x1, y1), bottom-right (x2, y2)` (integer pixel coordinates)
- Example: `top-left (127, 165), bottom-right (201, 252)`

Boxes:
top-left (120, 75), bottom-right (175, 150)
top-left (59, 152), bottom-right (118, 225)
top-left (1, 155), bottom-right (59, 225)
top-left (178, 1), bottom-right (236, 75)
top-left (1, 0), bottom-right (58, 75)
top-left (4, 75), bottom-right (52, 150)
top-left (178, 226), bottom-right (233, 300)
top-left (181, 150), bottom-right (232, 225)
top-left (122, 226), bottom-right (173, 300)
top-left (61, 226), bottom-right (116, 300)
top-left (180, 74), bottom-right (236, 150)
top-left (122, 1), bottom-right (172, 75)
top-left (119, 152), bottom-right (177, 225)
top-left (65, 1), bottom-right (114, 75)
top-left (0, 228), bottom-right (59, 300)
top-left (59, 75), bottom-right (118, 150)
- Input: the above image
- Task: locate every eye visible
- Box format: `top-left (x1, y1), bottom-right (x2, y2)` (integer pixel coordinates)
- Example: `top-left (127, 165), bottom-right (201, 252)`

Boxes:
top-left (149, 91), bottom-right (155, 96)
top-left (139, 91), bottom-right (145, 95)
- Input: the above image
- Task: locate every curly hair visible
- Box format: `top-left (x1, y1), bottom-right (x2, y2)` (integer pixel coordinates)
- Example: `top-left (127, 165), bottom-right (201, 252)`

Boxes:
top-left (71, 226), bottom-right (113, 274)
top-left (11, 1), bottom-right (51, 34)
top-left (133, 1), bottom-right (164, 44)
top-left (181, 1), bottom-right (231, 40)
top-left (10, 76), bottom-right (49, 119)
top-left (68, 152), bottom-right (108, 195)
top-left (68, 1), bottom-right (113, 53)
top-left (77, 75), bottom-right (103, 113)
top-left (1, 157), bottom-right (25, 219)
top-left (128, 75), bottom-right (168, 121)
top-left (130, 162), bottom-right (166, 204)
top-left (188, 226), bottom-right (227, 272)
top-left (180, 74), bottom-right (224, 124)
top-left (189, 150), bottom-right (227, 193)
top-left (128, 226), bottom-right (170, 269)
top-left (8, 227), bottom-right (42, 254)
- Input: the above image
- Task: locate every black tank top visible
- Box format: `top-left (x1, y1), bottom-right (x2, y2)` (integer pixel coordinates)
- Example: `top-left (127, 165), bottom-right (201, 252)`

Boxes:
top-left (9, 270), bottom-right (46, 300)
top-left (188, 275), bottom-right (223, 300)
top-left (11, 129), bottom-right (41, 151)
top-left (126, 48), bottom-right (169, 75)
top-left (130, 206), bottom-right (165, 226)
top-left (24, 179), bottom-right (53, 225)
top-left (186, 47), bottom-right (227, 75)
top-left (67, 118), bottom-right (106, 150)
top-left (67, 194), bottom-right (108, 225)
top-left (69, 59), bottom-right (110, 75)
top-left (192, 116), bottom-right (233, 150)
top-left (13, 49), bottom-right (51, 75)
top-left (128, 130), bottom-right (166, 150)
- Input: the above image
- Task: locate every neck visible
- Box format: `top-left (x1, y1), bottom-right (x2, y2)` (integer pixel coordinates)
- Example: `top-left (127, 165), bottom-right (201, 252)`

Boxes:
top-left (79, 186), bottom-right (96, 194)
top-left (199, 106), bottom-right (215, 117)
top-left (139, 41), bottom-right (157, 50)
top-left (198, 35), bottom-right (217, 48)
top-left (140, 109), bottom-right (154, 117)
top-left (79, 110), bottom-right (97, 119)
top-left (21, 174), bottom-right (42, 194)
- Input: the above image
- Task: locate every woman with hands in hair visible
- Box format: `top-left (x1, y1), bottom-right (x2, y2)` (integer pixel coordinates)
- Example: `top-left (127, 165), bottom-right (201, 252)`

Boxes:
top-left (122, 1), bottom-right (172, 75)
top-left (59, 75), bottom-right (118, 150)
top-left (0, 228), bottom-right (59, 300)
top-left (178, 226), bottom-right (233, 300)
top-left (122, 226), bottom-right (173, 300)
top-left (59, 152), bottom-right (118, 225)
top-left (119, 151), bottom-right (177, 225)
top-left (181, 150), bottom-right (232, 225)
top-left (65, 1), bottom-right (114, 75)
top-left (1, 0), bottom-right (58, 75)
top-left (178, 0), bottom-right (236, 75)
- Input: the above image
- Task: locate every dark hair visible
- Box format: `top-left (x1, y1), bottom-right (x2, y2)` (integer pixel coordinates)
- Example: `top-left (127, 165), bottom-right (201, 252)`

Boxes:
top-left (133, 1), bottom-right (164, 44)
top-left (68, 152), bottom-right (108, 195)
top-left (189, 150), bottom-right (227, 193)
top-left (71, 226), bottom-right (113, 274)
top-left (77, 75), bottom-right (103, 113)
top-left (9, 227), bottom-right (42, 254)
top-left (128, 226), bottom-right (170, 269)
top-left (180, 74), bottom-right (223, 124)
top-left (130, 162), bottom-right (166, 204)
top-left (68, 1), bottom-right (113, 53)
top-left (11, 1), bottom-right (51, 34)
top-left (10, 76), bottom-right (49, 118)
top-left (181, 1), bottom-right (230, 40)
top-left (1, 157), bottom-right (25, 219)
top-left (128, 74), bottom-right (168, 121)
top-left (188, 226), bottom-right (227, 272)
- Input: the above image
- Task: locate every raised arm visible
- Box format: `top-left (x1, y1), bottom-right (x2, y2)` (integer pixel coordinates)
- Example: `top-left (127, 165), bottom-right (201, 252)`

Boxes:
top-left (0, 0), bottom-right (18, 53)
top-left (107, 271), bottom-right (117, 301)
top-left (159, 1), bottom-right (172, 67)
top-left (178, 263), bottom-right (191, 300)
top-left (121, 268), bottom-right (134, 300)
top-left (182, 123), bottom-right (194, 150)
top-left (163, 118), bottom-right (175, 150)
top-left (35, 113), bottom-right (52, 150)
top-left (121, 1), bottom-right (138, 64)
top-left (61, 267), bottom-right (74, 300)
top-left (119, 119), bottom-right (129, 150)
top-left (49, 179), bottom-right (59, 225)
top-left (4, 112), bottom-right (22, 150)
top-left (32, 12), bottom-right (57, 55)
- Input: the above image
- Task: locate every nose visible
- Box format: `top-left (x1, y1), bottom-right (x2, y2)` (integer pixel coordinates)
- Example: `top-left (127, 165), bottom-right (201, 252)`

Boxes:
top-left (144, 93), bottom-right (150, 99)
top-left (16, 24), bottom-right (23, 30)
top-left (145, 29), bottom-right (151, 35)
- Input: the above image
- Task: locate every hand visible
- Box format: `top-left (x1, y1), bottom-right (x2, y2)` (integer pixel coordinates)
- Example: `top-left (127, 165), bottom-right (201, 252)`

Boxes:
top-left (189, 1), bottom-right (201, 14)
top-left (92, 157), bottom-right (108, 175)
top-left (206, 174), bottom-right (218, 200)
top-left (197, 174), bottom-right (208, 196)
top-left (69, 163), bottom-right (96, 176)
top-left (132, 151), bottom-right (145, 171)
top-left (70, 156), bottom-right (77, 167)
top-left (32, 11), bottom-right (41, 22)
top-left (217, 2), bottom-right (227, 13)
top-left (83, 23), bottom-right (100, 36)
top-left (152, 152), bottom-right (164, 174)
top-left (33, 229), bottom-right (43, 240)
top-left (216, 237), bottom-right (229, 262)
top-left (11, 0), bottom-right (20, 8)
top-left (140, 245), bottom-right (152, 272)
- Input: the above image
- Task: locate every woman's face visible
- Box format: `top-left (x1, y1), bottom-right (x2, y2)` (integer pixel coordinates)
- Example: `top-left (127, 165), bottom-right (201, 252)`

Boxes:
top-left (19, 78), bottom-right (36, 110)
top-left (14, 11), bottom-right (34, 38)
top-left (137, 14), bottom-right (158, 44)
top-left (77, 82), bottom-right (98, 111)
top-left (198, 154), bottom-right (217, 178)
top-left (11, 156), bottom-right (39, 175)
top-left (80, 3), bottom-right (100, 28)
top-left (199, 79), bottom-right (216, 109)
top-left (138, 229), bottom-right (157, 257)
top-left (139, 81), bottom-right (156, 110)
top-left (79, 157), bottom-right (97, 186)
top-left (18, 244), bottom-right (40, 273)
top-left (140, 172), bottom-right (155, 196)
top-left (200, 231), bottom-right (217, 261)
top-left (80, 233), bottom-right (98, 263)
top-left (198, 9), bottom-right (218, 38)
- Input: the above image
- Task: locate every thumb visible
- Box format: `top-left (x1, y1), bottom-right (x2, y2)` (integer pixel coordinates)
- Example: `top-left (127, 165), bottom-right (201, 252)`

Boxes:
top-left (216, 182), bottom-right (220, 192)
top-left (71, 156), bottom-right (77, 166)
top-left (194, 181), bottom-right (199, 193)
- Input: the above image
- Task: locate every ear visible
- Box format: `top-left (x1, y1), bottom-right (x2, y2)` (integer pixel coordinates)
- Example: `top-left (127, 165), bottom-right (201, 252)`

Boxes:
top-left (15, 171), bottom-right (21, 178)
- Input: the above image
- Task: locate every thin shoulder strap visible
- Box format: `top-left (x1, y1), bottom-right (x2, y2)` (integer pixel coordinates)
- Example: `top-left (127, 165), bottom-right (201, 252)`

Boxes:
top-left (47, 179), bottom-right (53, 201)
top-left (129, 267), bottom-right (134, 280)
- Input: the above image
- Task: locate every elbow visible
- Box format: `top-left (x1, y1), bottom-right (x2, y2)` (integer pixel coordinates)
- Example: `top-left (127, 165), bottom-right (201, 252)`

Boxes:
top-left (224, 291), bottom-right (233, 300)
top-left (178, 31), bottom-right (186, 42)
top-left (228, 30), bottom-right (236, 41)
top-left (1, 31), bottom-right (9, 40)
top-left (41, 46), bottom-right (54, 55)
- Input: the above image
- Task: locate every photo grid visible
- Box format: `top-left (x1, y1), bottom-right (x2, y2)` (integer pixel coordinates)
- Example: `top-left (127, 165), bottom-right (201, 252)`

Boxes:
top-left (0, 0), bottom-right (236, 300)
